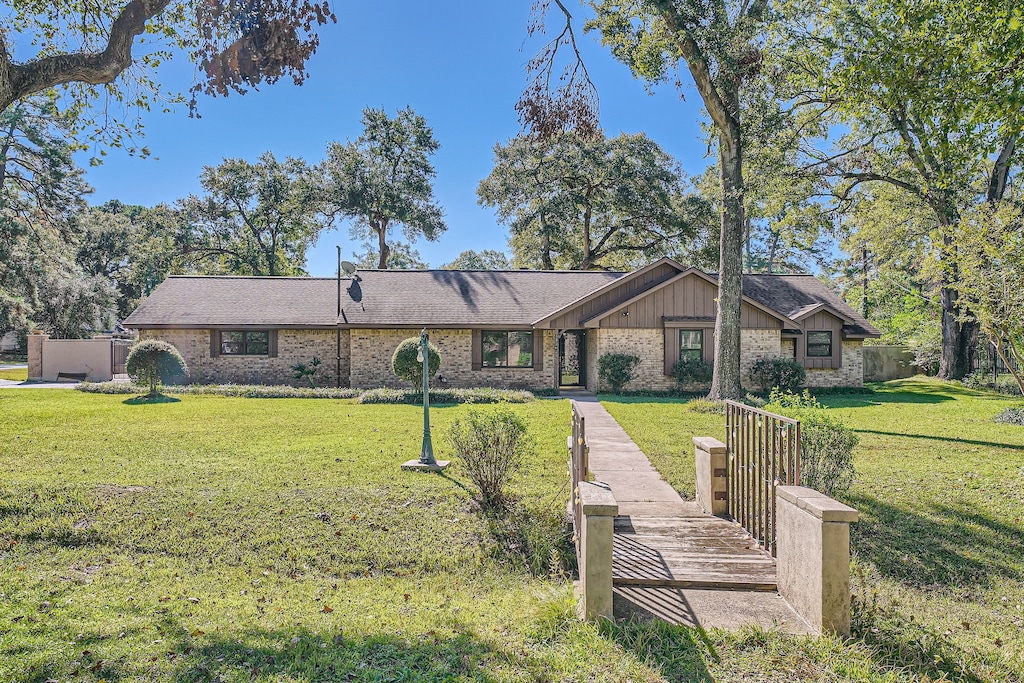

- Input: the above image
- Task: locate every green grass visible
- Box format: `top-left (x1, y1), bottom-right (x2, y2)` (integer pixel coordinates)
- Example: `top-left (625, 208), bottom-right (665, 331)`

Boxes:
top-left (0, 366), bottom-right (27, 381)
top-left (3, 381), bottom-right (1023, 682)
top-left (603, 377), bottom-right (1024, 681)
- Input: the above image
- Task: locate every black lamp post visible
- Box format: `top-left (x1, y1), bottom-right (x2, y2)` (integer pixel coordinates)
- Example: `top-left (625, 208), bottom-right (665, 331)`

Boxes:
top-left (417, 328), bottom-right (436, 466)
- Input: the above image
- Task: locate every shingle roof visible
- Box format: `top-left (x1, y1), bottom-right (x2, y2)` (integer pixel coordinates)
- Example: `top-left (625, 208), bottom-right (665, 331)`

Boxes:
top-left (741, 274), bottom-right (880, 335)
top-left (123, 270), bottom-right (626, 328)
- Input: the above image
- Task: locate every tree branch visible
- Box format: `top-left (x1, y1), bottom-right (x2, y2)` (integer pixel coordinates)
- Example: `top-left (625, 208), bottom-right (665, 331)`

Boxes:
top-left (2, 0), bottom-right (171, 112)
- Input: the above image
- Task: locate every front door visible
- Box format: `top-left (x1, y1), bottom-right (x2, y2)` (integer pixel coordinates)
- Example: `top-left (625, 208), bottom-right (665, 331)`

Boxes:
top-left (559, 330), bottom-right (586, 387)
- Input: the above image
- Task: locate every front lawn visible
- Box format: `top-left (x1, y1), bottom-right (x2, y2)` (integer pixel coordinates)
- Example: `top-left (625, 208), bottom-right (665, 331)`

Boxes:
top-left (2, 382), bottom-right (1022, 682)
top-left (603, 377), bottom-right (1024, 680)
top-left (0, 366), bottom-right (27, 381)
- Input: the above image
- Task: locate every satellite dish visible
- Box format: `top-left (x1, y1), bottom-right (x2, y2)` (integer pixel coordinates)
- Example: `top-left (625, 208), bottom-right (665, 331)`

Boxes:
top-left (340, 260), bottom-right (357, 277)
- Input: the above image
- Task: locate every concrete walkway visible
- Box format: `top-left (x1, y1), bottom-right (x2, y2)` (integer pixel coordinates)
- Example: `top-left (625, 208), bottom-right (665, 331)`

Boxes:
top-left (571, 396), bottom-right (811, 633)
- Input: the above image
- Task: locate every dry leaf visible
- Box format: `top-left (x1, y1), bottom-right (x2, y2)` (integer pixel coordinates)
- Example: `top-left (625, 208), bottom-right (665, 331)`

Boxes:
top-left (322, 605), bottom-right (333, 613)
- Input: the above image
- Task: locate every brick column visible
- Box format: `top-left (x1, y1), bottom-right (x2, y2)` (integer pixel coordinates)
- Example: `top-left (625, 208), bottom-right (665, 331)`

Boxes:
top-left (27, 333), bottom-right (47, 380)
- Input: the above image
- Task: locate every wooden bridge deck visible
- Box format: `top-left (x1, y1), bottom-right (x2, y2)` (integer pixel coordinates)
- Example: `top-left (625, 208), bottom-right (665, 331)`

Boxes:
top-left (571, 397), bottom-right (810, 633)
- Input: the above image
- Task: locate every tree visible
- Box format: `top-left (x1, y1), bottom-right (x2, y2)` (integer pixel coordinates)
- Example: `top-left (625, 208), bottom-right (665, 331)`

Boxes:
top-left (353, 240), bottom-right (428, 270)
top-left (954, 203), bottom-right (1024, 395)
top-left (126, 338), bottom-right (188, 396)
top-left (588, 0), bottom-right (774, 397)
top-left (176, 152), bottom-right (328, 276)
top-left (0, 1), bottom-right (335, 152)
top-left (776, 0), bottom-right (1023, 378)
top-left (478, 132), bottom-right (712, 271)
top-left (441, 249), bottom-right (511, 270)
top-left (0, 95), bottom-right (117, 337)
top-left (323, 107), bottom-right (446, 269)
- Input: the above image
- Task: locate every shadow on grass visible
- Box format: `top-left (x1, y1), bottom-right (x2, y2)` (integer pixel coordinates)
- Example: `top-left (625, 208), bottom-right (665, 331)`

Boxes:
top-left (853, 428), bottom-right (1024, 452)
top-left (123, 394), bottom-right (180, 405)
top-left (848, 492), bottom-right (1024, 590)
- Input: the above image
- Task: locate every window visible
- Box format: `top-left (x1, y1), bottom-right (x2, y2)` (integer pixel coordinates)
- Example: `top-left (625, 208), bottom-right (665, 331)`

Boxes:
top-left (481, 331), bottom-right (533, 367)
top-left (806, 331), bottom-right (833, 357)
top-left (679, 330), bottom-right (704, 361)
top-left (221, 330), bottom-right (270, 356)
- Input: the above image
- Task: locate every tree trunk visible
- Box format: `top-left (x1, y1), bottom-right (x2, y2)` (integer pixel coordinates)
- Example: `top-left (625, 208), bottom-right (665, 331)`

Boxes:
top-left (376, 223), bottom-right (390, 269)
top-left (936, 215), bottom-right (974, 379)
top-left (709, 116), bottom-right (745, 400)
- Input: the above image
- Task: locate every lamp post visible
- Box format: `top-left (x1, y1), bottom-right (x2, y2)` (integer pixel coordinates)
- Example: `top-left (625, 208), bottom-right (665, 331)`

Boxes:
top-left (417, 328), bottom-right (436, 465)
top-left (402, 329), bottom-right (448, 472)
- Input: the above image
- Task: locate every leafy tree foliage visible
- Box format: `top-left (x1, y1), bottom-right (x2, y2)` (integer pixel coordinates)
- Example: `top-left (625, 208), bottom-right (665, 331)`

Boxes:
top-left (323, 107), bottom-right (446, 269)
top-left (479, 132), bottom-right (712, 270)
top-left (176, 152), bottom-right (328, 276)
top-left (0, 96), bottom-right (117, 337)
top-left (0, 0), bottom-right (336, 154)
top-left (126, 338), bottom-right (188, 396)
top-left (776, 0), bottom-right (1023, 379)
top-left (953, 203), bottom-right (1024, 395)
top-left (441, 249), bottom-right (511, 270)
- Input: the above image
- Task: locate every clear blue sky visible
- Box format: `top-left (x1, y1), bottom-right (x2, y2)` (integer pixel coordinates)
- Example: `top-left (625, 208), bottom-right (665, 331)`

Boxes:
top-left (78, 2), bottom-right (710, 276)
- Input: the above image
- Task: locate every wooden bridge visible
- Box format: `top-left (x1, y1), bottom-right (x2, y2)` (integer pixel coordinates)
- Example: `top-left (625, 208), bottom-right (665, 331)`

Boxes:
top-left (569, 396), bottom-right (857, 634)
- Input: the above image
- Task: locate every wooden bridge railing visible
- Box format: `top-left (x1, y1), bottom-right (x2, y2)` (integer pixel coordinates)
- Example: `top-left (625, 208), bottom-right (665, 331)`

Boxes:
top-left (569, 401), bottom-right (589, 558)
top-left (724, 400), bottom-right (801, 556)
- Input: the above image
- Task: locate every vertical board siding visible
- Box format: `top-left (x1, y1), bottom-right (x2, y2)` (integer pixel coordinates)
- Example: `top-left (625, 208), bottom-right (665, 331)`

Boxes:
top-left (800, 311), bottom-right (843, 369)
top-left (545, 263), bottom-right (678, 329)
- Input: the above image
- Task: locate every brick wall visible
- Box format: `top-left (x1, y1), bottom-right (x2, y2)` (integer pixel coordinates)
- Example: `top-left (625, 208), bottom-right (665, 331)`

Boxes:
top-left (140, 329), bottom-right (346, 387)
top-left (348, 328), bottom-right (557, 390)
top-left (740, 329), bottom-right (783, 389)
top-left (592, 328), bottom-right (675, 392)
top-left (804, 340), bottom-right (864, 388)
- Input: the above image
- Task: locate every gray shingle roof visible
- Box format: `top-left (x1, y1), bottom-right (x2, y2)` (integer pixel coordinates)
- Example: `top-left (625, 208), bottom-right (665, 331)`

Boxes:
top-left (123, 270), bottom-right (625, 328)
top-left (741, 274), bottom-right (880, 335)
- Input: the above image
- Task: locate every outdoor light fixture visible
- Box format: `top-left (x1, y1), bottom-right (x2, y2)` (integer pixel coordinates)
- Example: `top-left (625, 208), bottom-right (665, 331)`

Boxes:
top-left (401, 328), bottom-right (449, 472)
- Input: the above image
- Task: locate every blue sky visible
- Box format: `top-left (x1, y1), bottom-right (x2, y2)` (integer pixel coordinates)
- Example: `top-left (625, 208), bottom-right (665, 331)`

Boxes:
top-left (78, 2), bottom-right (710, 276)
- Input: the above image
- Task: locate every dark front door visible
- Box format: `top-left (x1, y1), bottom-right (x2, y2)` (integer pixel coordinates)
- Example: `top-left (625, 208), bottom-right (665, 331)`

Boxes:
top-left (559, 330), bottom-right (586, 387)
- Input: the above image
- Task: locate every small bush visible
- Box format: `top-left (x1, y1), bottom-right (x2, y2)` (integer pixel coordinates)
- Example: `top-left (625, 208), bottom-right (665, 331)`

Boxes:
top-left (995, 408), bottom-right (1024, 426)
top-left (671, 356), bottom-right (713, 386)
top-left (392, 337), bottom-right (441, 388)
top-left (684, 398), bottom-right (725, 414)
top-left (291, 357), bottom-right (322, 387)
top-left (125, 340), bottom-right (187, 396)
top-left (749, 357), bottom-right (806, 393)
top-left (445, 406), bottom-right (534, 509)
top-left (597, 353), bottom-right (640, 393)
top-left (766, 389), bottom-right (857, 497)
top-left (963, 372), bottom-right (1024, 396)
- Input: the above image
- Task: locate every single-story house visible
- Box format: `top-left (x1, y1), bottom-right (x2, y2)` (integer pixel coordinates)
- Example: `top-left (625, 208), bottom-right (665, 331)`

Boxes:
top-left (123, 258), bottom-right (879, 391)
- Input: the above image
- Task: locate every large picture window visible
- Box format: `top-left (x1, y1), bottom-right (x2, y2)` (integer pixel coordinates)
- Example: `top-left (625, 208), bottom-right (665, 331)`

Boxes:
top-left (481, 331), bottom-right (533, 367)
top-left (679, 330), bottom-right (704, 361)
top-left (806, 331), bottom-right (833, 357)
top-left (221, 330), bottom-right (270, 356)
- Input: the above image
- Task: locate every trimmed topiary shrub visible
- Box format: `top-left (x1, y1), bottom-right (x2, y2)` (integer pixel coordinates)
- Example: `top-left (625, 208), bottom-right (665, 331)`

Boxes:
top-left (125, 340), bottom-right (187, 396)
top-left (749, 357), bottom-right (806, 393)
top-left (672, 356), bottom-right (713, 386)
top-left (766, 389), bottom-right (857, 497)
top-left (445, 406), bottom-right (534, 509)
top-left (597, 353), bottom-right (640, 393)
top-left (392, 337), bottom-right (441, 389)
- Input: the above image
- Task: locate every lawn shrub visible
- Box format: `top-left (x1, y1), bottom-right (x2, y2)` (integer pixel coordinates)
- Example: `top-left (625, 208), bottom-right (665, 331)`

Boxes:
top-left (445, 406), bottom-right (534, 509)
top-left (684, 397), bottom-right (724, 414)
top-left (766, 389), bottom-right (858, 497)
top-left (995, 407), bottom-right (1024, 425)
top-left (125, 339), bottom-right (187, 396)
top-left (671, 356), bottom-right (713, 386)
top-left (358, 387), bottom-right (535, 405)
top-left (78, 382), bottom-right (361, 399)
top-left (392, 337), bottom-right (441, 388)
top-left (291, 356), bottom-right (322, 387)
top-left (963, 371), bottom-right (1024, 396)
top-left (597, 353), bottom-right (640, 393)
top-left (749, 357), bottom-right (806, 392)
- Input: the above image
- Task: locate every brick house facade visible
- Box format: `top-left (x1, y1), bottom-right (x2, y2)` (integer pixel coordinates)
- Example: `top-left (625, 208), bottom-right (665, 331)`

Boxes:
top-left (125, 259), bottom-right (879, 391)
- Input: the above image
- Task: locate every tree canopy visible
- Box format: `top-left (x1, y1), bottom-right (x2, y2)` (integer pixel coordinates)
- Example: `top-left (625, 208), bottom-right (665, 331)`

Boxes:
top-left (323, 107), bottom-right (446, 269)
